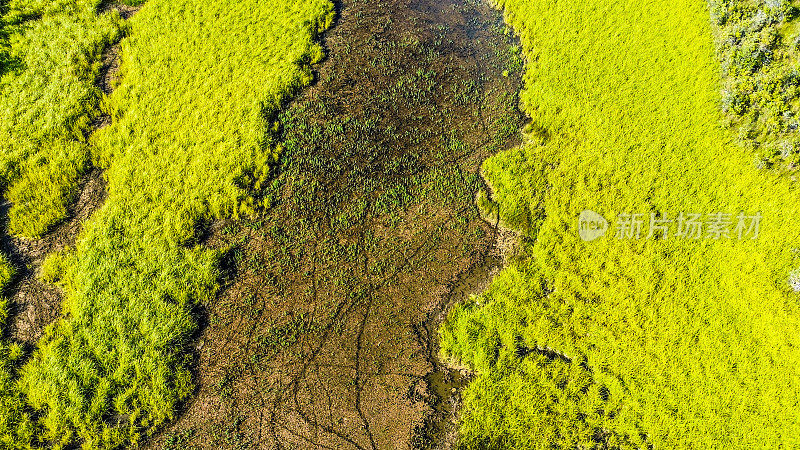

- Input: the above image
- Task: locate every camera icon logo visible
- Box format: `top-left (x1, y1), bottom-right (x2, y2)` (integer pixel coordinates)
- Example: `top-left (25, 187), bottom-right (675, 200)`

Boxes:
top-left (578, 210), bottom-right (608, 242)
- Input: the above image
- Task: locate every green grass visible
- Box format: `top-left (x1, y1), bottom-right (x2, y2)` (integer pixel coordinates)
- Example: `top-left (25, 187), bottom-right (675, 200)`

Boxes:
top-left (0, 0), bottom-right (335, 447)
top-left (0, 0), bottom-right (123, 238)
top-left (441, 0), bottom-right (800, 448)
top-left (0, 255), bottom-right (38, 448)
top-left (0, 3), bottom-right (124, 444)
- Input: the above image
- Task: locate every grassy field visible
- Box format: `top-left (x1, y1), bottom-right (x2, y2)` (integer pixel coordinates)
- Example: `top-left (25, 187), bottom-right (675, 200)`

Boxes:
top-left (0, 0), bottom-right (124, 239)
top-left (441, 0), bottom-right (800, 448)
top-left (1, 0), bottom-right (334, 447)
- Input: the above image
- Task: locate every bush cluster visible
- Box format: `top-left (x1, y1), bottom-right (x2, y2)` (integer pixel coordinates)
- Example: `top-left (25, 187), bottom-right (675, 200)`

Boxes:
top-left (710, 0), bottom-right (800, 169)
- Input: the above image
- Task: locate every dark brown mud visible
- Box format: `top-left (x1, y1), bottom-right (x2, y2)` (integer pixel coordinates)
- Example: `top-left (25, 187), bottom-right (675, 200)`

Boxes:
top-left (148, 0), bottom-right (525, 448)
top-left (414, 254), bottom-right (502, 448)
top-left (97, 1), bottom-right (141, 95)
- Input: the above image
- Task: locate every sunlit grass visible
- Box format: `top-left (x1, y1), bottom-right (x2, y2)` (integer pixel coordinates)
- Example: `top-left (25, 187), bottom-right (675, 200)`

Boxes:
top-left (0, 0), bottom-right (123, 238)
top-left (1, 0), bottom-right (334, 447)
top-left (442, 0), bottom-right (800, 447)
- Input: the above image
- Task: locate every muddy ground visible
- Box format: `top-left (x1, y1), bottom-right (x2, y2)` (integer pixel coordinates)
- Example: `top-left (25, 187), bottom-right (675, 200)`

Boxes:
top-left (1, 169), bottom-right (106, 346)
top-left (146, 0), bottom-right (525, 448)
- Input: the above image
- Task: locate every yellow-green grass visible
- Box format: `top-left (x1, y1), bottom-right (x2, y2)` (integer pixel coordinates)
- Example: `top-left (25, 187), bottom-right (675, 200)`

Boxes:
top-left (0, 254), bottom-right (37, 448)
top-left (0, 2), bottom-right (121, 444)
top-left (0, 0), bottom-right (124, 238)
top-left (11, 0), bottom-right (333, 447)
top-left (441, 0), bottom-right (800, 448)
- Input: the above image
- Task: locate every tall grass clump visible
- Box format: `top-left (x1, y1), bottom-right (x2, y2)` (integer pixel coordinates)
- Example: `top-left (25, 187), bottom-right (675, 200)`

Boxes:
top-left (441, 0), bottom-right (800, 447)
top-left (0, 0), bottom-right (124, 237)
top-left (15, 0), bottom-right (334, 447)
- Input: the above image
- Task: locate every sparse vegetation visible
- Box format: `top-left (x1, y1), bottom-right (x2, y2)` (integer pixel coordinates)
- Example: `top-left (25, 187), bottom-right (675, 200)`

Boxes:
top-left (139, 0), bottom-right (527, 447)
top-left (0, 254), bottom-right (37, 448)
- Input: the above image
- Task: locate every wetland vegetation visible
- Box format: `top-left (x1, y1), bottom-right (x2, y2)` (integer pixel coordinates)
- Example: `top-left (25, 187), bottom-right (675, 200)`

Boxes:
top-left (1, 0), bottom-right (800, 448)
top-left (440, 0), bottom-right (800, 448)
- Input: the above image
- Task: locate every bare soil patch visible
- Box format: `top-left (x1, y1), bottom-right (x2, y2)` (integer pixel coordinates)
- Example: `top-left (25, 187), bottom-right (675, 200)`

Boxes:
top-left (1, 169), bottom-right (106, 345)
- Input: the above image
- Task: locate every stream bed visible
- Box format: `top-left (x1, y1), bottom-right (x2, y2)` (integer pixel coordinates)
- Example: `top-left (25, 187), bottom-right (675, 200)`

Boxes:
top-left (149, 0), bottom-right (526, 447)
